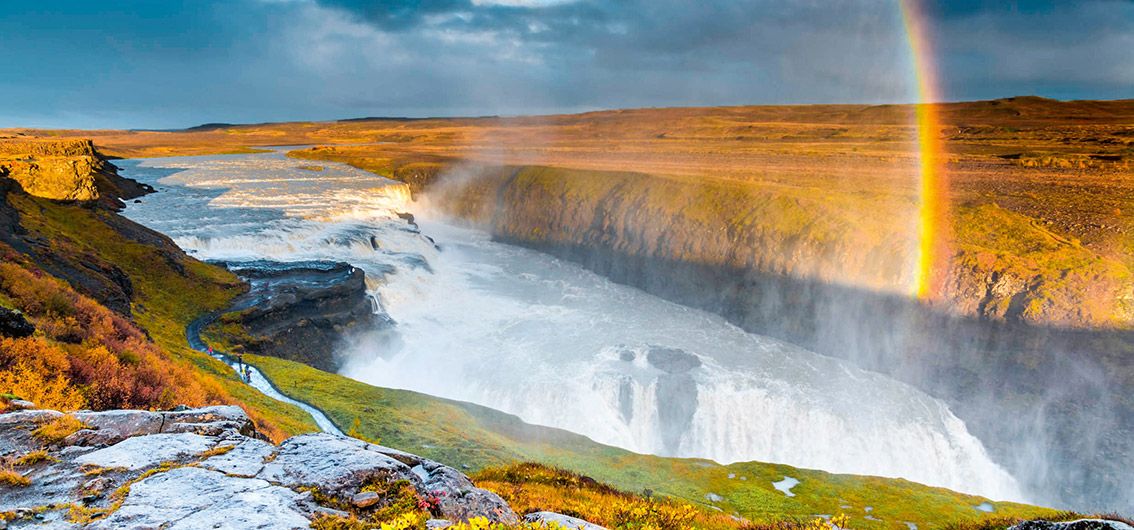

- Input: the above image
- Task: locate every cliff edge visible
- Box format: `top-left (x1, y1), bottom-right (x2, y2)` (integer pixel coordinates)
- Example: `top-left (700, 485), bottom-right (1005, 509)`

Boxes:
top-left (0, 138), bottom-right (152, 208)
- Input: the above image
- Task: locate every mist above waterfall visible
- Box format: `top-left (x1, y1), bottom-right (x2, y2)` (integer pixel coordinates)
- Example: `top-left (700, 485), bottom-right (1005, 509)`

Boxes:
top-left (119, 150), bottom-right (1025, 502)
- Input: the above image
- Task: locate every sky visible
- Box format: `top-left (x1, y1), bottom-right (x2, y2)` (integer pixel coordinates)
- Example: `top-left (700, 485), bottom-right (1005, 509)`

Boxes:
top-left (1, 0), bottom-right (1130, 129)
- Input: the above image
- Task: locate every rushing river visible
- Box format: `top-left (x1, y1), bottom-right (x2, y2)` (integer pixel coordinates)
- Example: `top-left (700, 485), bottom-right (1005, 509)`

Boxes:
top-left (119, 150), bottom-right (1024, 502)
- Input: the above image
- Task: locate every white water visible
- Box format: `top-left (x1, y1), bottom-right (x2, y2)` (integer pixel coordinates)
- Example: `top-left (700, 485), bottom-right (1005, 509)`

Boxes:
top-left (119, 150), bottom-right (1024, 501)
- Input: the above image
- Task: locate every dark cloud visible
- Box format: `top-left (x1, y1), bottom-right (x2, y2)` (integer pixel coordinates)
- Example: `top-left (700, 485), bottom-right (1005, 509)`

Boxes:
top-left (0, 0), bottom-right (1127, 129)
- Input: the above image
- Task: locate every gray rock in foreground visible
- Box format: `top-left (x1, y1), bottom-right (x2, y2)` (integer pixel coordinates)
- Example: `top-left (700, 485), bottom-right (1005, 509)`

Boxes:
top-left (0, 404), bottom-right (519, 529)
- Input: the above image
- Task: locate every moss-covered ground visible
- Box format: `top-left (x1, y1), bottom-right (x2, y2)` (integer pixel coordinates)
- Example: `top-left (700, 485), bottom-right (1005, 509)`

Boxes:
top-left (247, 353), bottom-right (1062, 530)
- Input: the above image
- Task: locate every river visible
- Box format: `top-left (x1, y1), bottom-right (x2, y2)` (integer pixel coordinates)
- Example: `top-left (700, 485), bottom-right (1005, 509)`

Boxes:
top-left (118, 149), bottom-right (1024, 502)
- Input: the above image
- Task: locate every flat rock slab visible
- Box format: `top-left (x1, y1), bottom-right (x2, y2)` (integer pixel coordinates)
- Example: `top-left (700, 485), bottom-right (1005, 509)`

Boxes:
top-left (525, 511), bottom-right (608, 529)
top-left (257, 433), bottom-right (408, 496)
top-left (91, 466), bottom-right (313, 530)
top-left (68, 410), bottom-right (163, 446)
top-left (201, 438), bottom-right (276, 477)
top-left (75, 432), bottom-right (215, 470)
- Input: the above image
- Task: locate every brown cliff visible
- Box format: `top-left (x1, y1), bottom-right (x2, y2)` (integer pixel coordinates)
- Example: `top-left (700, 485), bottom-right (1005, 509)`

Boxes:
top-left (0, 138), bottom-right (152, 208)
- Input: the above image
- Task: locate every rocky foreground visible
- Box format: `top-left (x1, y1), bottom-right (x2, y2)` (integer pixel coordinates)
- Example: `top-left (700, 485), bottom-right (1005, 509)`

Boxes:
top-left (0, 403), bottom-right (602, 529)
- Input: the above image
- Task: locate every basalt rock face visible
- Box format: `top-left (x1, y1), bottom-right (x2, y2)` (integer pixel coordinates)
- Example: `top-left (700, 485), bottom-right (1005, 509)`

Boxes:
top-left (214, 261), bottom-right (387, 372)
top-left (0, 139), bottom-right (153, 208)
top-left (0, 404), bottom-right (517, 529)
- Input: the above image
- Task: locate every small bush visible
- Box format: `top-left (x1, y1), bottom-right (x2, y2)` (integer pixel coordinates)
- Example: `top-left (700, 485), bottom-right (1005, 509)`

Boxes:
top-left (0, 466), bottom-right (30, 487)
top-left (474, 463), bottom-right (743, 530)
top-left (14, 450), bottom-right (56, 466)
top-left (0, 364), bottom-right (85, 411)
top-left (33, 414), bottom-right (89, 444)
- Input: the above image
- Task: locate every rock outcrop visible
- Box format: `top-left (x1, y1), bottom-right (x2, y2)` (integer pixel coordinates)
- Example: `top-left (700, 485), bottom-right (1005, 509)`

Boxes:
top-left (208, 261), bottom-right (388, 372)
top-left (0, 405), bottom-right (517, 529)
top-left (0, 307), bottom-right (34, 338)
top-left (0, 139), bottom-right (152, 208)
top-left (0, 140), bottom-right (181, 316)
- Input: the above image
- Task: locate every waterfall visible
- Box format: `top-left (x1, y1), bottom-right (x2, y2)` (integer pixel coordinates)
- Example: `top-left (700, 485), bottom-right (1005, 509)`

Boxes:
top-left (119, 149), bottom-right (1026, 503)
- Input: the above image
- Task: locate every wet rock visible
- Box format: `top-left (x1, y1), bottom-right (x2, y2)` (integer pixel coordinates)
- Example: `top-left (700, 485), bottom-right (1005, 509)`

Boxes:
top-left (646, 346), bottom-right (701, 374)
top-left (649, 347), bottom-right (700, 454)
top-left (217, 261), bottom-right (385, 372)
top-left (617, 375), bottom-right (634, 423)
top-left (524, 511), bottom-right (608, 529)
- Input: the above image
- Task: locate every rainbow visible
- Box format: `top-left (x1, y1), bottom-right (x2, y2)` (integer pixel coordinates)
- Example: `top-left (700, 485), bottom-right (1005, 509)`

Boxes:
top-left (900, 0), bottom-right (949, 301)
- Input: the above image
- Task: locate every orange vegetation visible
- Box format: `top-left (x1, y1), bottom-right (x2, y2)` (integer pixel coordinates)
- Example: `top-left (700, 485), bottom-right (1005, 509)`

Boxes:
top-left (0, 253), bottom-right (221, 411)
top-left (475, 463), bottom-right (751, 530)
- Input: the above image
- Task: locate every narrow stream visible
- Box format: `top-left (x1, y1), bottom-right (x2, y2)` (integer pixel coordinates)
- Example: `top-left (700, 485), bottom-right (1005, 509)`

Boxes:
top-left (186, 312), bottom-right (343, 435)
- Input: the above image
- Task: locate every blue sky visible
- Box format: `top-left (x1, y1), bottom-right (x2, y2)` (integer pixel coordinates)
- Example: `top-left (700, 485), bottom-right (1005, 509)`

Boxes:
top-left (1, 0), bottom-right (1130, 129)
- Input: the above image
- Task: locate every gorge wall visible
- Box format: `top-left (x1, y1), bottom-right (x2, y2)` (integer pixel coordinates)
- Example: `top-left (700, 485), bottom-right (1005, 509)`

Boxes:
top-left (0, 139), bottom-right (151, 208)
top-left (408, 163), bottom-right (1134, 511)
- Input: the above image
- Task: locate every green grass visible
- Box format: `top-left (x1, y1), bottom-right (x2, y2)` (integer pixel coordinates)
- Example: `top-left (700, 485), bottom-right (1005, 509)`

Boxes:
top-left (8, 194), bottom-right (319, 439)
top-left (953, 202), bottom-right (1132, 326)
top-left (248, 353), bottom-right (1062, 530)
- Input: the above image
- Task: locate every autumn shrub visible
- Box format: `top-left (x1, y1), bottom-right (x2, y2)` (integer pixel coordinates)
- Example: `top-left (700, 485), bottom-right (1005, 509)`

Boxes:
top-left (14, 450), bottom-right (55, 466)
top-left (0, 261), bottom-right (220, 411)
top-left (0, 363), bottom-right (85, 411)
top-left (0, 465), bottom-right (30, 487)
top-left (32, 414), bottom-right (90, 444)
top-left (474, 463), bottom-right (742, 530)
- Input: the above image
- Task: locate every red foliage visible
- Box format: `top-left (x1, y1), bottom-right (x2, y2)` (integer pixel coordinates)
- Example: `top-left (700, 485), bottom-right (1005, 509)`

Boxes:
top-left (0, 261), bottom-right (215, 410)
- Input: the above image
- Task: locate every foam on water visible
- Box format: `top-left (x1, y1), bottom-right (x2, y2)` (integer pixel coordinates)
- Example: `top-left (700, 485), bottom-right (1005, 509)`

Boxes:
top-left (119, 150), bottom-right (1025, 502)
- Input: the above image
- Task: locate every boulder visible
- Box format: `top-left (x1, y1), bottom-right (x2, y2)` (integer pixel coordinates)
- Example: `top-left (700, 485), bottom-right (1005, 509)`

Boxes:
top-left (257, 433), bottom-right (409, 497)
top-left (200, 438), bottom-right (276, 477)
top-left (0, 307), bottom-right (34, 338)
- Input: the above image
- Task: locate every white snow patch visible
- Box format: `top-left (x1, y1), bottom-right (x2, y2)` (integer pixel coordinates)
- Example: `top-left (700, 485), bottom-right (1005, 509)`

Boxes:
top-left (773, 476), bottom-right (800, 497)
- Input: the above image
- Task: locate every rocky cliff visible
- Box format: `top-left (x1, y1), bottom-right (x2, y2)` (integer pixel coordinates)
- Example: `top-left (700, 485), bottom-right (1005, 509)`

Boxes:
top-left (410, 163), bottom-right (1134, 512)
top-left (0, 139), bottom-right (152, 208)
top-left (204, 261), bottom-right (387, 372)
top-left (0, 403), bottom-right (526, 529)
